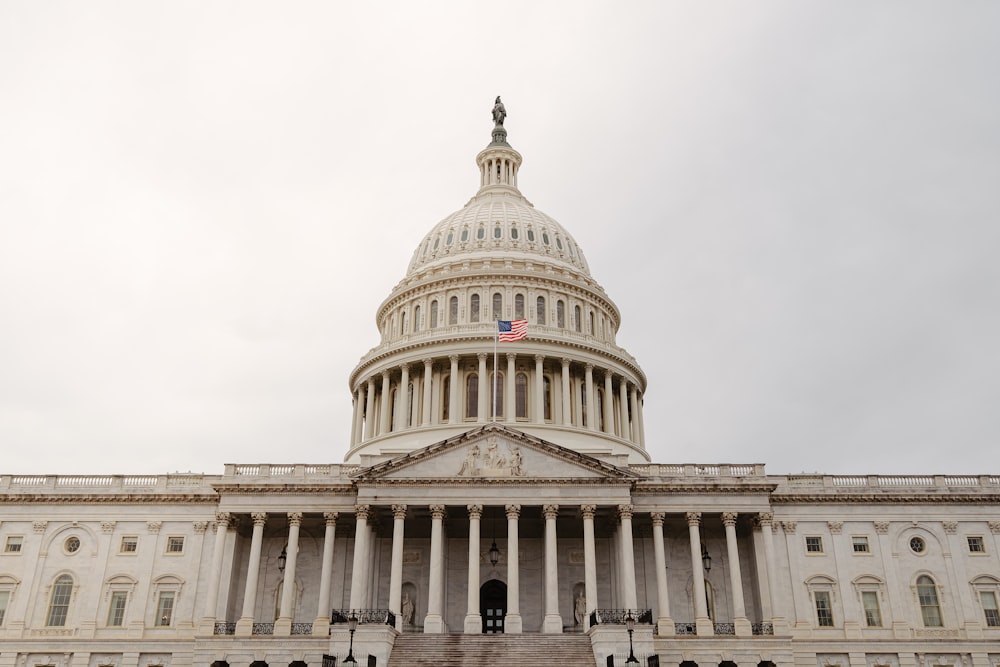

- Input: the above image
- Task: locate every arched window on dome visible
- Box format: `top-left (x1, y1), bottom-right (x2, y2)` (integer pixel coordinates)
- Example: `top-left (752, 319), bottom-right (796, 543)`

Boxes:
top-left (492, 293), bottom-right (503, 320)
top-left (430, 301), bottom-right (439, 328)
top-left (527, 228), bottom-right (535, 243)
top-left (514, 294), bottom-right (525, 320)
top-left (494, 225), bottom-right (502, 239)
top-left (536, 296), bottom-right (546, 325)
top-left (574, 305), bottom-right (581, 333)
top-left (441, 377), bottom-right (450, 422)
top-left (490, 372), bottom-right (504, 418)
top-left (47, 574), bottom-right (74, 626)
top-left (596, 387), bottom-right (605, 431)
top-left (515, 373), bottom-right (528, 419)
top-left (917, 575), bottom-right (943, 627)
top-left (446, 231), bottom-right (454, 246)
top-left (510, 226), bottom-right (519, 240)
top-left (556, 235), bottom-right (563, 250)
top-left (449, 296), bottom-right (458, 325)
top-left (542, 232), bottom-right (550, 246)
top-left (543, 376), bottom-right (552, 421)
top-left (433, 237), bottom-right (440, 250)
top-left (556, 300), bottom-right (565, 328)
top-left (461, 228), bottom-right (469, 242)
top-left (470, 294), bottom-right (480, 323)
top-left (466, 374), bottom-right (478, 419)
top-left (414, 305), bottom-right (421, 333)
top-left (477, 226), bottom-right (485, 240)
top-left (400, 311), bottom-right (407, 335)
top-left (588, 311), bottom-right (595, 336)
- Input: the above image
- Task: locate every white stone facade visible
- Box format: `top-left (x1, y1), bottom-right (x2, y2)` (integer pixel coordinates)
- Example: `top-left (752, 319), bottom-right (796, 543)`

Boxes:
top-left (1, 114), bottom-right (998, 667)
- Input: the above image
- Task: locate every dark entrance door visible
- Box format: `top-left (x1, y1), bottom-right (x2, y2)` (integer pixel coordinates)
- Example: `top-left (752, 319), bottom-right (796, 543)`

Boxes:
top-left (480, 579), bottom-right (507, 634)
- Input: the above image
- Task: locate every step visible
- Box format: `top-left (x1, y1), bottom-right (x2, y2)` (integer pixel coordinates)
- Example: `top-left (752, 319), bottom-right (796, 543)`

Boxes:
top-left (387, 633), bottom-right (596, 667)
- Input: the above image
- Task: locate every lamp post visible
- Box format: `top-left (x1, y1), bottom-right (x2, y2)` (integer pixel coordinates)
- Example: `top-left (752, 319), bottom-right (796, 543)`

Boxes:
top-left (345, 613), bottom-right (359, 665)
top-left (701, 546), bottom-right (712, 573)
top-left (625, 611), bottom-right (638, 664)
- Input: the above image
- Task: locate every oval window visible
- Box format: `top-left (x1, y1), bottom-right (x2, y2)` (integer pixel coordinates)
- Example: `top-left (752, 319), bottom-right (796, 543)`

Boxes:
top-left (527, 229), bottom-right (535, 242)
top-left (477, 227), bottom-right (485, 240)
top-left (494, 226), bottom-right (502, 239)
top-left (446, 232), bottom-right (454, 245)
top-left (511, 227), bottom-right (519, 239)
top-left (433, 237), bottom-right (440, 250)
top-left (542, 232), bottom-right (550, 245)
top-left (556, 236), bottom-right (563, 249)
top-left (461, 229), bottom-right (469, 242)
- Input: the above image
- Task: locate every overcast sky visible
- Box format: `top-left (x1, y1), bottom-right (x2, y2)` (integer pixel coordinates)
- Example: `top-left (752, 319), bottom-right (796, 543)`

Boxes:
top-left (1, 1), bottom-right (998, 476)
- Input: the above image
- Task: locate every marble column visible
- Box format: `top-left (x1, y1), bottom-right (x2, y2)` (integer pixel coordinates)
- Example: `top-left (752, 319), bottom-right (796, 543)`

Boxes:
top-left (464, 504), bottom-right (483, 633)
top-left (422, 359), bottom-right (433, 426)
top-left (561, 358), bottom-right (572, 425)
top-left (202, 512), bottom-right (231, 623)
top-left (235, 512), bottom-right (267, 636)
top-left (505, 504), bottom-right (523, 633)
top-left (275, 512), bottom-right (302, 635)
top-left (449, 356), bottom-right (460, 424)
top-left (722, 512), bottom-right (752, 636)
top-left (618, 505), bottom-right (638, 609)
top-left (534, 355), bottom-right (545, 423)
top-left (581, 504), bottom-right (598, 630)
top-left (506, 353), bottom-right (516, 422)
top-left (686, 512), bottom-right (712, 636)
top-left (399, 364), bottom-right (410, 429)
top-left (379, 370), bottom-right (391, 434)
top-left (364, 378), bottom-right (376, 438)
top-left (635, 391), bottom-right (645, 446)
top-left (313, 512), bottom-right (338, 633)
top-left (477, 353), bottom-right (488, 422)
top-left (650, 512), bottom-right (673, 635)
top-left (584, 364), bottom-right (596, 430)
top-left (543, 504), bottom-right (563, 632)
top-left (619, 379), bottom-right (631, 441)
top-left (389, 505), bottom-right (406, 631)
top-left (756, 512), bottom-right (781, 627)
top-left (349, 505), bottom-right (370, 610)
top-left (629, 386), bottom-right (640, 443)
top-left (351, 389), bottom-right (362, 445)
top-left (603, 373), bottom-right (615, 434)
top-left (424, 504), bottom-right (446, 632)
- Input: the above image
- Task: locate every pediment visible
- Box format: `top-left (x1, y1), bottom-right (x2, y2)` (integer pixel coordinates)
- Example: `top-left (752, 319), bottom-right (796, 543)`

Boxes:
top-left (354, 424), bottom-right (637, 483)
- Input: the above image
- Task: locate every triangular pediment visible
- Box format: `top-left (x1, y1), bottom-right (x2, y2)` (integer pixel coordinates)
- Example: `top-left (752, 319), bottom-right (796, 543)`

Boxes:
top-left (354, 424), bottom-right (637, 483)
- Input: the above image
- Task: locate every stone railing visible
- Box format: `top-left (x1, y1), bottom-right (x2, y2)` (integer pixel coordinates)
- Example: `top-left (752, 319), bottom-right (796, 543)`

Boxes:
top-left (631, 463), bottom-right (766, 478)
top-left (589, 609), bottom-right (653, 626)
top-left (330, 609), bottom-right (397, 626)
top-left (1, 474), bottom-right (218, 494)
top-left (774, 474), bottom-right (1000, 495)
top-left (224, 464), bottom-right (360, 481)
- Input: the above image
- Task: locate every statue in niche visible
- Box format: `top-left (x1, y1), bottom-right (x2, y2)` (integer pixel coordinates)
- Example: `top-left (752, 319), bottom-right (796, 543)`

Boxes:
top-left (458, 444), bottom-right (480, 476)
top-left (492, 96), bottom-right (506, 126)
top-left (401, 591), bottom-right (415, 626)
top-left (509, 446), bottom-right (523, 476)
top-left (574, 589), bottom-right (587, 626)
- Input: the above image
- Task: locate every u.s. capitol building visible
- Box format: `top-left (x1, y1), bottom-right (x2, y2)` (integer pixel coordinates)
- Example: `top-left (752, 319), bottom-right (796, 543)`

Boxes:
top-left (1, 103), bottom-right (998, 667)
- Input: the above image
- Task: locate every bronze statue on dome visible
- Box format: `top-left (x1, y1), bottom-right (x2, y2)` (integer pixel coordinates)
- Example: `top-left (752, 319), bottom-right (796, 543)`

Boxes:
top-left (492, 96), bottom-right (506, 127)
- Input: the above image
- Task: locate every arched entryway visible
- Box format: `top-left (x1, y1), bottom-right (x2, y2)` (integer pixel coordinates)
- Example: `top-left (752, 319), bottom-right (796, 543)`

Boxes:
top-left (480, 579), bottom-right (507, 633)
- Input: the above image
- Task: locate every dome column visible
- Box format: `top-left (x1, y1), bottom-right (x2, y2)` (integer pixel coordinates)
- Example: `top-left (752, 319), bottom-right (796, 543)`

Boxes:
top-left (399, 364), bottom-right (410, 429)
top-left (379, 370), bottom-right (391, 434)
top-left (364, 378), bottom-right (376, 439)
top-left (422, 359), bottom-right (433, 426)
top-left (603, 372), bottom-right (615, 435)
top-left (636, 390), bottom-right (646, 446)
top-left (477, 353), bottom-right (488, 422)
top-left (534, 355), bottom-right (545, 423)
top-left (584, 364), bottom-right (596, 430)
top-left (449, 355), bottom-right (460, 424)
top-left (629, 385), bottom-right (640, 444)
top-left (560, 359), bottom-right (572, 425)
top-left (505, 354), bottom-right (516, 423)
top-left (619, 379), bottom-right (631, 441)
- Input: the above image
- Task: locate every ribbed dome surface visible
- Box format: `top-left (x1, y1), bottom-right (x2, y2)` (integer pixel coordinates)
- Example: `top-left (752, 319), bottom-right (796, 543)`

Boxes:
top-left (405, 194), bottom-right (592, 277)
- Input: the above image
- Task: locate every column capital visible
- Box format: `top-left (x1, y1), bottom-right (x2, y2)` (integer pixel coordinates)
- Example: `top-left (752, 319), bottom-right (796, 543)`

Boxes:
top-left (989, 520), bottom-right (1000, 535)
top-left (721, 512), bottom-right (738, 527)
top-left (543, 504), bottom-right (559, 520)
top-left (215, 511), bottom-right (233, 526)
top-left (505, 504), bottom-right (521, 519)
top-left (585, 362), bottom-right (594, 372)
top-left (287, 512), bottom-right (303, 526)
top-left (449, 354), bottom-right (460, 363)
top-left (754, 512), bottom-right (774, 527)
top-left (580, 504), bottom-right (597, 520)
top-left (354, 504), bottom-right (371, 521)
top-left (561, 357), bottom-right (571, 367)
top-left (251, 512), bottom-right (268, 526)
top-left (506, 352), bottom-right (517, 362)
top-left (685, 511), bottom-right (701, 526)
top-left (873, 520), bottom-right (890, 534)
top-left (323, 511), bottom-right (338, 525)
top-left (618, 504), bottom-right (634, 521)
top-left (780, 520), bottom-right (797, 534)
top-left (650, 512), bottom-right (665, 526)
top-left (827, 520), bottom-right (844, 534)
top-left (429, 504), bottom-right (447, 520)
top-left (941, 520), bottom-right (958, 535)
top-left (467, 504), bottom-right (483, 519)
top-left (399, 363), bottom-right (410, 373)
top-left (534, 354), bottom-right (545, 363)
top-left (367, 376), bottom-right (376, 387)
top-left (381, 369), bottom-right (391, 379)
top-left (101, 520), bottom-right (116, 534)
top-left (392, 504), bottom-right (408, 520)
top-left (477, 352), bottom-right (488, 361)
top-left (422, 357), bottom-right (434, 368)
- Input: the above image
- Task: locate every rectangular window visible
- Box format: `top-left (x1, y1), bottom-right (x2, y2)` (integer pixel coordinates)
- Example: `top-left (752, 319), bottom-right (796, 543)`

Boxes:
top-left (0, 590), bottom-right (9, 625)
top-left (107, 590), bottom-right (128, 627)
top-left (4, 536), bottom-right (22, 553)
top-left (862, 590), bottom-right (882, 627)
top-left (120, 536), bottom-right (138, 553)
top-left (805, 536), bottom-right (824, 553)
top-left (155, 591), bottom-right (175, 626)
top-left (165, 536), bottom-right (184, 554)
top-left (982, 591), bottom-right (1000, 627)
top-left (852, 536), bottom-right (870, 553)
top-left (968, 536), bottom-right (986, 553)
top-left (814, 591), bottom-right (834, 626)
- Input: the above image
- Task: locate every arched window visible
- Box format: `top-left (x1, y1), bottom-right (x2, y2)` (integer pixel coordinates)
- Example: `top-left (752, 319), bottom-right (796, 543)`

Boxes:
top-left (470, 294), bottom-right (480, 323)
top-left (441, 377), bottom-right (450, 421)
top-left (588, 311), bottom-right (595, 335)
top-left (515, 373), bottom-right (528, 419)
top-left (413, 305), bottom-right (421, 333)
top-left (400, 311), bottom-right (407, 335)
top-left (430, 301), bottom-right (439, 328)
top-left (47, 574), bottom-right (73, 626)
top-left (449, 296), bottom-right (458, 325)
top-left (492, 292), bottom-right (503, 320)
top-left (536, 296), bottom-right (546, 325)
top-left (490, 372), bottom-right (504, 418)
top-left (556, 300), bottom-right (565, 328)
top-left (543, 376), bottom-right (552, 420)
top-left (466, 373), bottom-right (479, 419)
top-left (917, 575), bottom-right (943, 627)
top-left (574, 305), bottom-right (581, 332)
top-left (514, 294), bottom-right (525, 320)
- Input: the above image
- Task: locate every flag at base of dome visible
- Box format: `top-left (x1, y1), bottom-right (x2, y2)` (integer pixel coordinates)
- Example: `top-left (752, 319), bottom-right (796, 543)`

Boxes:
top-left (498, 319), bottom-right (528, 342)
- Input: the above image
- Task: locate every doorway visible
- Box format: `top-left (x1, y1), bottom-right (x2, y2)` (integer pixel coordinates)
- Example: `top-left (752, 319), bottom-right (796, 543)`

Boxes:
top-left (480, 579), bottom-right (507, 634)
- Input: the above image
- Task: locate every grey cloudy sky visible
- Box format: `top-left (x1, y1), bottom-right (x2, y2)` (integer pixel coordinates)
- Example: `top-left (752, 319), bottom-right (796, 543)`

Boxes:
top-left (1, 1), bottom-right (997, 476)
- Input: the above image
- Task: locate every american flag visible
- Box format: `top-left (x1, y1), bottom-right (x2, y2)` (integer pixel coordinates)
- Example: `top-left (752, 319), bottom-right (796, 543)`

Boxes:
top-left (498, 319), bottom-right (528, 342)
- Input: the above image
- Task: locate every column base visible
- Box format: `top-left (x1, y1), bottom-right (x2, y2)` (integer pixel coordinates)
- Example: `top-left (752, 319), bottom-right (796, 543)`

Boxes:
top-left (734, 616), bottom-right (752, 637)
top-left (464, 614), bottom-right (483, 634)
top-left (504, 613), bottom-right (523, 634)
top-left (273, 617), bottom-right (291, 636)
top-left (695, 616), bottom-right (713, 636)
top-left (543, 614), bottom-right (563, 633)
top-left (770, 616), bottom-right (790, 635)
top-left (655, 616), bottom-right (674, 636)
top-left (312, 617), bottom-right (330, 636)
top-left (234, 616), bottom-right (254, 637)
top-left (423, 614), bottom-right (446, 633)
top-left (197, 617), bottom-right (217, 636)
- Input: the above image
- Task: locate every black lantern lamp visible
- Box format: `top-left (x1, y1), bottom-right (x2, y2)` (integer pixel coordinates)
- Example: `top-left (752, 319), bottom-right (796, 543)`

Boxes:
top-left (625, 611), bottom-right (639, 664)
top-left (701, 545), bottom-right (712, 573)
top-left (488, 511), bottom-right (501, 566)
top-left (345, 613), bottom-right (359, 664)
top-left (277, 546), bottom-right (287, 573)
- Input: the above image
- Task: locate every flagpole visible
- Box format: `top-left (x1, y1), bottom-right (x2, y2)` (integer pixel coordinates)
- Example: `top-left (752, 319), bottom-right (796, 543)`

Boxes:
top-left (492, 321), bottom-right (499, 422)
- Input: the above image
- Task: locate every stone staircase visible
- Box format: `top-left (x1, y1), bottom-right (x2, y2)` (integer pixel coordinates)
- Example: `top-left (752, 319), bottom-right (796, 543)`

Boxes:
top-left (387, 633), bottom-right (596, 667)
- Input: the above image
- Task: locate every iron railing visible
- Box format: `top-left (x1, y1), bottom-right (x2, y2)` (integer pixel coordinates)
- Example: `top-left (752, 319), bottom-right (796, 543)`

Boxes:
top-left (213, 621), bottom-right (236, 635)
top-left (713, 622), bottom-right (735, 635)
top-left (589, 609), bottom-right (653, 626)
top-left (291, 622), bottom-right (314, 635)
top-left (252, 622), bottom-right (274, 635)
top-left (674, 622), bottom-right (696, 635)
top-left (330, 609), bottom-right (397, 626)
top-left (752, 622), bottom-right (774, 635)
